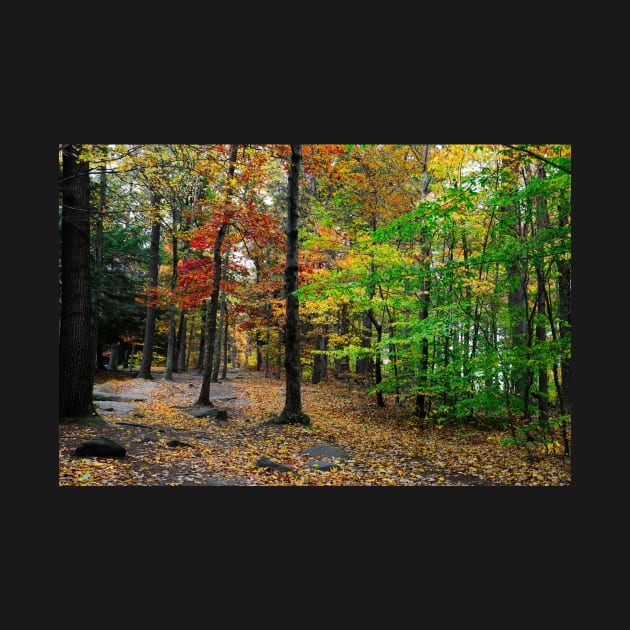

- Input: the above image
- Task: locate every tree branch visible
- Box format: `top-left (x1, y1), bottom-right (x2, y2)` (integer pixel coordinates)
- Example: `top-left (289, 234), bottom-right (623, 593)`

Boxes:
top-left (501, 144), bottom-right (571, 175)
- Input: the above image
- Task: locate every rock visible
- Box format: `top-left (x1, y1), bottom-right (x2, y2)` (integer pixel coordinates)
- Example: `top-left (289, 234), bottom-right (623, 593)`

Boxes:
top-left (255, 455), bottom-right (294, 473)
top-left (73, 437), bottom-right (126, 458)
top-left (190, 406), bottom-right (218, 418)
top-left (94, 401), bottom-right (137, 415)
top-left (300, 444), bottom-right (350, 460)
top-left (93, 390), bottom-right (149, 402)
top-left (307, 460), bottom-right (344, 472)
top-left (189, 407), bottom-right (229, 421)
top-left (166, 439), bottom-right (191, 448)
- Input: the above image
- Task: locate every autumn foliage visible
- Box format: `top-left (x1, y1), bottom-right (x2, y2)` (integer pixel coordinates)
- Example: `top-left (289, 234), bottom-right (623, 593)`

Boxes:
top-left (59, 144), bottom-right (571, 485)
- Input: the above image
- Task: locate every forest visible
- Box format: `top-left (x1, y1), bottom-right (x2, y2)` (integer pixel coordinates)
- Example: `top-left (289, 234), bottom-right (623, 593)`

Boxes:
top-left (58, 144), bottom-right (571, 486)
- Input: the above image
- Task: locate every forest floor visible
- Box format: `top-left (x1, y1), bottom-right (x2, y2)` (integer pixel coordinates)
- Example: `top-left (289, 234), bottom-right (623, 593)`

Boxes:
top-left (58, 368), bottom-right (571, 486)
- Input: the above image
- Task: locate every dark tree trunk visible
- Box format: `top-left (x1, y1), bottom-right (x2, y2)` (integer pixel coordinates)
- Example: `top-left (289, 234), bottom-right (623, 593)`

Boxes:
top-left (108, 343), bottom-right (119, 370)
top-left (276, 324), bottom-right (283, 379)
top-left (212, 247), bottom-right (229, 382)
top-left (534, 164), bottom-right (549, 427)
top-left (196, 303), bottom-right (207, 373)
top-left (59, 144), bottom-right (95, 419)
top-left (311, 330), bottom-right (328, 384)
top-left (176, 312), bottom-right (187, 373)
top-left (137, 191), bottom-right (161, 379)
top-left (536, 273), bottom-right (549, 425)
top-left (414, 275), bottom-right (431, 418)
top-left (185, 313), bottom-right (195, 372)
top-left (165, 224), bottom-right (179, 380)
top-left (197, 144), bottom-right (238, 406)
top-left (356, 311), bottom-right (373, 378)
top-left (501, 156), bottom-right (530, 419)
top-left (414, 144), bottom-right (431, 420)
top-left (334, 303), bottom-right (349, 377)
top-left (93, 155), bottom-right (106, 370)
top-left (367, 311), bottom-right (385, 407)
top-left (556, 203), bottom-right (571, 415)
top-left (264, 298), bottom-right (271, 378)
top-left (197, 224), bottom-right (227, 402)
top-left (273, 145), bottom-right (310, 425)
top-left (222, 308), bottom-right (229, 379)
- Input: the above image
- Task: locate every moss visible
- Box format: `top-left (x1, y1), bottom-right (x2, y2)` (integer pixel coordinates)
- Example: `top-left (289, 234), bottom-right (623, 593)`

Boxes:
top-left (59, 414), bottom-right (106, 425)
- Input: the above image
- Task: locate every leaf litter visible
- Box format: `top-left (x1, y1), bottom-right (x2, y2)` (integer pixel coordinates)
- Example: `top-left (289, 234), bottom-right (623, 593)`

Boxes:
top-left (59, 370), bottom-right (571, 487)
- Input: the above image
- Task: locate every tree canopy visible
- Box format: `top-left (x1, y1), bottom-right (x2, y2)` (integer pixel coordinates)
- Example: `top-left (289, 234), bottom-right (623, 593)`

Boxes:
top-left (58, 143), bottom-right (571, 480)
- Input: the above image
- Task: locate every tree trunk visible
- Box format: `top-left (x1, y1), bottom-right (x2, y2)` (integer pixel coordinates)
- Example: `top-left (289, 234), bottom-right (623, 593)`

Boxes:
top-left (264, 298), bottom-right (271, 378)
top-left (501, 155), bottom-right (530, 419)
top-left (93, 154), bottom-right (106, 370)
top-left (196, 303), bottom-right (207, 373)
top-left (312, 330), bottom-right (328, 384)
top-left (222, 308), bottom-right (229, 379)
top-left (137, 191), bottom-right (161, 380)
top-left (356, 311), bottom-right (373, 379)
top-left (212, 290), bottom-right (226, 382)
top-left (212, 247), bottom-right (230, 382)
top-left (414, 144), bottom-right (431, 420)
top-left (164, 224), bottom-right (179, 380)
top-left (367, 311), bottom-right (385, 407)
top-left (556, 203), bottom-right (571, 415)
top-left (534, 164), bottom-right (549, 427)
top-left (197, 144), bottom-right (238, 406)
top-left (177, 312), bottom-right (187, 373)
top-left (59, 144), bottom-right (95, 419)
top-left (276, 325), bottom-right (283, 379)
top-left (108, 343), bottom-right (119, 370)
top-left (334, 303), bottom-right (349, 377)
top-left (273, 144), bottom-right (310, 425)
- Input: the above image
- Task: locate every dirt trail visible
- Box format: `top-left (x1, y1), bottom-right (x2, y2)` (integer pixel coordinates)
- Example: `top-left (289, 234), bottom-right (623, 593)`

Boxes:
top-left (60, 370), bottom-right (259, 486)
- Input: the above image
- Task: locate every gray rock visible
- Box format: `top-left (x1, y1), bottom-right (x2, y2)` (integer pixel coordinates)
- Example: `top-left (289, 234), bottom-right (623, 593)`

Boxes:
top-left (94, 401), bottom-right (137, 415)
top-left (93, 390), bottom-right (149, 402)
top-left (73, 437), bottom-right (126, 457)
top-left (255, 455), bottom-right (294, 473)
top-left (190, 406), bottom-right (219, 418)
top-left (166, 439), bottom-right (191, 448)
top-left (307, 460), bottom-right (344, 472)
top-left (300, 444), bottom-right (350, 460)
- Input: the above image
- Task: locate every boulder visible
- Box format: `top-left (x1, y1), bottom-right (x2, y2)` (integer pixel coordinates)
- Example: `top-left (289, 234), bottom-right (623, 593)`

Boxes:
top-left (255, 455), bottom-right (294, 473)
top-left (166, 439), bottom-right (191, 448)
top-left (300, 444), bottom-right (350, 460)
top-left (189, 407), bottom-right (228, 420)
top-left (93, 390), bottom-right (149, 402)
top-left (307, 460), bottom-right (344, 472)
top-left (73, 437), bottom-right (126, 458)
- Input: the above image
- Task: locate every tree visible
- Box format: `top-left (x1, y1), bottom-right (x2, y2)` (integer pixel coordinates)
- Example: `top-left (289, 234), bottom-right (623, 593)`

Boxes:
top-left (137, 188), bottom-right (162, 379)
top-left (273, 145), bottom-right (311, 425)
top-left (59, 144), bottom-right (96, 419)
top-left (196, 144), bottom-right (239, 406)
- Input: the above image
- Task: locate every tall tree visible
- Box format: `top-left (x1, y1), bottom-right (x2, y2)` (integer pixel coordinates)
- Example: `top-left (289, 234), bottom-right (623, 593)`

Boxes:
top-left (93, 148), bottom-right (107, 369)
top-left (137, 188), bottom-right (161, 379)
top-left (196, 144), bottom-right (238, 406)
top-left (414, 143), bottom-right (432, 419)
top-left (164, 200), bottom-right (181, 381)
top-left (59, 144), bottom-right (96, 419)
top-left (273, 144), bottom-right (311, 425)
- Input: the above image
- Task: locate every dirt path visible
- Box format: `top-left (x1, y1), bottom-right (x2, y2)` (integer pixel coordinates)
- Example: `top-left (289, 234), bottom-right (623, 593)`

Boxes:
top-left (59, 368), bottom-right (571, 486)
top-left (60, 370), bottom-right (259, 486)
